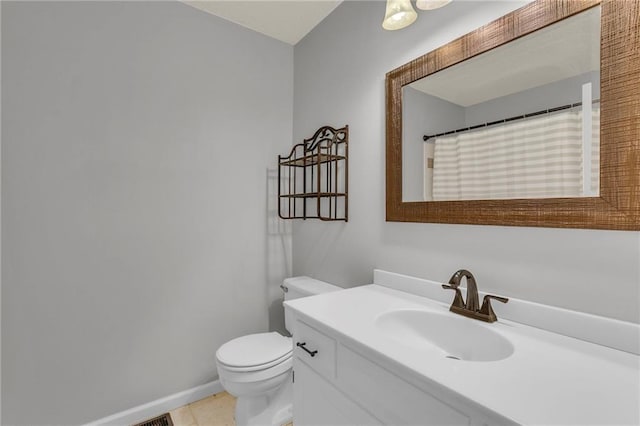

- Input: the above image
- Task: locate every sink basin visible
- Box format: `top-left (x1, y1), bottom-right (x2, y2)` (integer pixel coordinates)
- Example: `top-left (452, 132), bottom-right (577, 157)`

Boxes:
top-left (375, 309), bottom-right (514, 362)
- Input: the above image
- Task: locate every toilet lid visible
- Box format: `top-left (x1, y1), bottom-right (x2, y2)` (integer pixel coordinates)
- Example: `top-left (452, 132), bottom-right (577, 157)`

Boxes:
top-left (216, 332), bottom-right (292, 369)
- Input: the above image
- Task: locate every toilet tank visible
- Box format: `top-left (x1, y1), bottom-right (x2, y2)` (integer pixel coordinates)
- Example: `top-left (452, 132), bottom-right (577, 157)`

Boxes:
top-left (283, 276), bottom-right (342, 333)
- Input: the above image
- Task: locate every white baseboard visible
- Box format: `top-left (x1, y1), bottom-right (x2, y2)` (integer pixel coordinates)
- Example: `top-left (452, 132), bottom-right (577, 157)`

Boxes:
top-left (84, 380), bottom-right (224, 426)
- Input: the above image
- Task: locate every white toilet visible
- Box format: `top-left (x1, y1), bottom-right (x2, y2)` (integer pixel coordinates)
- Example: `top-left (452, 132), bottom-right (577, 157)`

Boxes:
top-left (215, 276), bottom-right (342, 426)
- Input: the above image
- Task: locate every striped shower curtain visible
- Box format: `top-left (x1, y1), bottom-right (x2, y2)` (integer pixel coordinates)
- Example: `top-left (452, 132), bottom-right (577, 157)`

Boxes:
top-left (431, 108), bottom-right (599, 200)
top-left (588, 107), bottom-right (600, 195)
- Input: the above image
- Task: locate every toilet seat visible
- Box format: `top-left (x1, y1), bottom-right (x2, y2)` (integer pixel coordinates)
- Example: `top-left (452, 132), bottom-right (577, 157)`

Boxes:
top-left (217, 356), bottom-right (292, 385)
top-left (216, 332), bottom-right (292, 372)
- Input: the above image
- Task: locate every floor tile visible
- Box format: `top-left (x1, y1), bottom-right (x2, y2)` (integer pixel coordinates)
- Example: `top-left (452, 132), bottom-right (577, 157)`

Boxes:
top-left (188, 392), bottom-right (236, 426)
top-left (170, 404), bottom-right (197, 426)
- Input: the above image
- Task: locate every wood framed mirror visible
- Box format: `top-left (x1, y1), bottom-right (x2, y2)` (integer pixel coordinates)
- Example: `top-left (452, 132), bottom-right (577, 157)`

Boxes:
top-left (385, 0), bottom-right (639, 230)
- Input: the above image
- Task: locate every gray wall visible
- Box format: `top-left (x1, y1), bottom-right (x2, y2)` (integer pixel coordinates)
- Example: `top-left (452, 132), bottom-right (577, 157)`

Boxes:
top-left (1, 2), bottom-right (292, 424)
top-left (465, 71), bottom-right (600, 126)
top-left (402, 87), bottom-right (464, 201)
top-left (293, 1), bottom-right (639, 322)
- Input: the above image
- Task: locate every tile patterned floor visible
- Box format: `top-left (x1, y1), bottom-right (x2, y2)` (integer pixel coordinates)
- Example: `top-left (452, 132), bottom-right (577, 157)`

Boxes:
top-left (170, 392), bottom-right (236, 426)
top-left (169, 392), bottom-right (293, 426)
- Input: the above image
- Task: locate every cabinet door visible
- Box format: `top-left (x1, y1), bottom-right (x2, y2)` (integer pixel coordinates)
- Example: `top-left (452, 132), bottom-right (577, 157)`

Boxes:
top-left (337, 345), bottom-right (471, 426)
top-left (293, 358), bottom-right (381, 426)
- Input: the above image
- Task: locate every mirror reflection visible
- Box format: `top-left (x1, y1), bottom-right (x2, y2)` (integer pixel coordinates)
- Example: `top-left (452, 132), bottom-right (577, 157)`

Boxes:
top-left (402, 6), bottom-right (600, 202)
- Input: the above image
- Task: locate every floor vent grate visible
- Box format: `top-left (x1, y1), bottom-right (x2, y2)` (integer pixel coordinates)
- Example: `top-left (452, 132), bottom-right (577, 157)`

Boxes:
top-left (131, 413), bottom-right (173, 426)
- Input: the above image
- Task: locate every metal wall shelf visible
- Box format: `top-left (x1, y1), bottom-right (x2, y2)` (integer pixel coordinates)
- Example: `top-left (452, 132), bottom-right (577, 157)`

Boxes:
top-left (278, 125), bottom-right (349, 221)
top-left (279, 153), bottom-right (346, 167)
top-left (279, 192), bottom-right (347, 199)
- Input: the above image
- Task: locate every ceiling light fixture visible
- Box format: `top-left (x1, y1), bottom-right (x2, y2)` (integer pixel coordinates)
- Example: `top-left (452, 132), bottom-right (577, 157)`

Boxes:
top-left (383, 0), bottom-right (452, 31)
top-left (382, 0), bottom-right (417, 31)
top-left (416, 0), bottom-right (452, 11)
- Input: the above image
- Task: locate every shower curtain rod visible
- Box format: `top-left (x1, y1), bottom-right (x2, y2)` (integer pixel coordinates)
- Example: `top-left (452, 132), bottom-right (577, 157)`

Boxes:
top-left (422, 99), bottom-right (600, 142)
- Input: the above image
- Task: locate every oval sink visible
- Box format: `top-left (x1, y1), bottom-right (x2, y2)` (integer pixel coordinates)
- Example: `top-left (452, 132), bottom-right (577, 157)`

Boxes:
top-left (375, 309), bottom-right (514, 362)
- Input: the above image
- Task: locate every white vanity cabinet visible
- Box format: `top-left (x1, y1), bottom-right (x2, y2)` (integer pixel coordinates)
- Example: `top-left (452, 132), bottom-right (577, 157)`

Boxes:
top-left (286, 276), bottom-right (640, 426)
top-left (292, 318), bottom-right (503, 426)
top-left (293, 360), bottom-right (381, 426)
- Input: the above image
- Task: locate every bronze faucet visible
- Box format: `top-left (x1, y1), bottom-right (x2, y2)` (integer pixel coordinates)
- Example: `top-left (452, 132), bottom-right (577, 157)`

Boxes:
top-left (442, 269), bottom-right (508, 323)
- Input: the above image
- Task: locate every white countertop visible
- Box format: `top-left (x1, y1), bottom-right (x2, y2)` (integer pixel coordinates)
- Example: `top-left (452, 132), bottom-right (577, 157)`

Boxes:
top-left (285, 284), bottom-right (640, 425)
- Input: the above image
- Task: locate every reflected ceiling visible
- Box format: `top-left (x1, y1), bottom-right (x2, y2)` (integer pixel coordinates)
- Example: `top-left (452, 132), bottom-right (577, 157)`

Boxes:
top-left (409, 7), bottom-right (600, 106)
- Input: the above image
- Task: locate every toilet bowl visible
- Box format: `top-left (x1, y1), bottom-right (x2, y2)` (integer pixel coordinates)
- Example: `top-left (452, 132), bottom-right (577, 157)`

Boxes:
top-left (215, 277), bottom-right (342, 426)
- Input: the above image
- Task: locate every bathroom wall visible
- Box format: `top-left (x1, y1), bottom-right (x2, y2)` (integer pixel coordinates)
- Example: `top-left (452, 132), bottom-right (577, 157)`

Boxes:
top-left (464, 71), bottom-right (600, 126)
top-left (1, 2), bottom-right (292, 424)
top-left (402, 87), bottom-right (464, 201)
top-left (292, 1), bottom-right (640, 323)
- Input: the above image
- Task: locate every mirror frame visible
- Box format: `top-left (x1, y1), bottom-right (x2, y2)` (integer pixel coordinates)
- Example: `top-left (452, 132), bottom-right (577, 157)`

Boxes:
top-left (385, 0), bottom-right (640, 230)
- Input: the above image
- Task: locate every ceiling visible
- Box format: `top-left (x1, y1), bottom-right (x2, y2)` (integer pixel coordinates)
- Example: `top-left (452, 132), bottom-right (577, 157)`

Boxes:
top-left (410, 6), bottom-right (600, 107)
top-left (183, 0), bottom-right (343, 45)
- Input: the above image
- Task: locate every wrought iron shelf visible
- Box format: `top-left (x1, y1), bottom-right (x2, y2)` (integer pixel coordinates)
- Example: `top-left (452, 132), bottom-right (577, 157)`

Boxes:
top-left (279, 153), bottom-right (346, 167)
top-left (277, 125), bottom-right (349, 221)
top-left (279, 192), bottom-right (347, 199)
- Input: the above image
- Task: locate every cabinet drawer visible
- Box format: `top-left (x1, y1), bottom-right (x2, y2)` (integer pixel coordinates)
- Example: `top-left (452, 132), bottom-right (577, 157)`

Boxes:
top-left (294, 320), bottom-right (336, 379)
top-left (337, 345), bottom-right (470, 425)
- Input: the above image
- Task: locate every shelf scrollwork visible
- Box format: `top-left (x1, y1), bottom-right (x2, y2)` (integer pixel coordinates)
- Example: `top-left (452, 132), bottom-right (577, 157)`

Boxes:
top-left (303, 126), bottom-right (348, 152)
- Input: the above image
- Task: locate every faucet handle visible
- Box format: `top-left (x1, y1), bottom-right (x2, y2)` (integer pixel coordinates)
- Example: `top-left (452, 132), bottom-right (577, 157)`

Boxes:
top-left (479, 294), bottom-right (509, 322)
top-left (485, 294), bottom-right (509, 304)
top-left (442, 284), bottom-right (465, 309)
